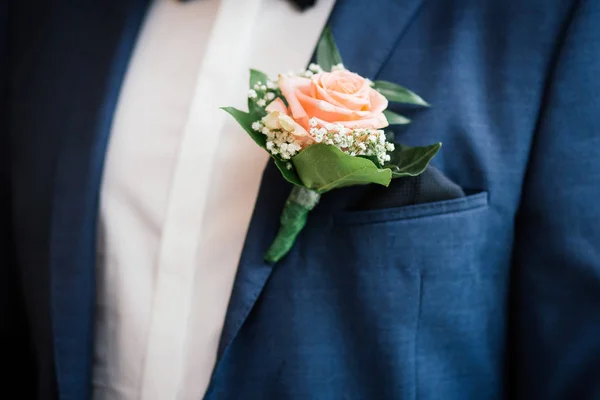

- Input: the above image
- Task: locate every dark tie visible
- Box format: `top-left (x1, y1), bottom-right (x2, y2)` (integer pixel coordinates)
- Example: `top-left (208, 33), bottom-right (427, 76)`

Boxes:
top-left (178, 0), bottom-right (317, 11)
top-left (290, 0), bottom-right (317, 11)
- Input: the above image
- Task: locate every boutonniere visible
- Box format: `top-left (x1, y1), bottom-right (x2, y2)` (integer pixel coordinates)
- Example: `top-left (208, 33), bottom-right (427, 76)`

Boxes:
top-left (223, 27), bottom-right (441, 264)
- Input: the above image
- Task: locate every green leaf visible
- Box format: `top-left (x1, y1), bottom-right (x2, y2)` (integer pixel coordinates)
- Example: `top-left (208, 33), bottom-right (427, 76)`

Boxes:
top-left (374, 80), bottom-right (430, 107)
top-left (385, 130), bottom-right (395, 142)
top-left (386, 143), bottom-right (442, 178)
top-left (249, 68), bottom-right (269, 88)
top-left (248, 69), bottom-right (270, 116)
top-left (274, 158), bottom-right (304, 187)
top-left (292, 144), bottom-right (391, 193)
top-left (221, 107), bottom-right (266, 148)
top-left (316, 26), bottom-right (343, 72)
top-left (383, 109), bottom-right (411, 125)
top-left (357, 154), bottom-right (382, 168)
top-left (221, 106), bottom-right (304, 187)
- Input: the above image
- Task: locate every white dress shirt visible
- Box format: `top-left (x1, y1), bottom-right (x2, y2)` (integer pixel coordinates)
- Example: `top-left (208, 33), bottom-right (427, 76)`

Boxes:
top-left (94, 0), bottom-right (334, 398)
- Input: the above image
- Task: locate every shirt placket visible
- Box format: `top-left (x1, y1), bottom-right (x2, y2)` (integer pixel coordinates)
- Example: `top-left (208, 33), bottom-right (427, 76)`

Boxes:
top-left (138, 0), bottom-right (264, 398)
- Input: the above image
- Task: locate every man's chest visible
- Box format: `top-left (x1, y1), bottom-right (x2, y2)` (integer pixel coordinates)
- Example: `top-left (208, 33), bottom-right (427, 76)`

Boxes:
top-left (7, 0), bottom-right (574, 398)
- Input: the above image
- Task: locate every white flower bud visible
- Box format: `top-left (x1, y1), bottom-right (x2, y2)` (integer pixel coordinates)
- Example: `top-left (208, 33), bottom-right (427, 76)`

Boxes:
top-left (278, 114), bottom-right (309, 137)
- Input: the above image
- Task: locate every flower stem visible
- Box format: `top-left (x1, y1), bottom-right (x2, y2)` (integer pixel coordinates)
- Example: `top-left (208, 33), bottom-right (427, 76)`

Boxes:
top-left (264, 186), bottom-right (321, 264)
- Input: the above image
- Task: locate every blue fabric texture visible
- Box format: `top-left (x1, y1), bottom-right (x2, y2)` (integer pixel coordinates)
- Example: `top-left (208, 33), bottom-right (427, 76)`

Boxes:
top-left (6, 0), bottom-right (150, 398)
top-left (4, 0), bottom-right (600, 398)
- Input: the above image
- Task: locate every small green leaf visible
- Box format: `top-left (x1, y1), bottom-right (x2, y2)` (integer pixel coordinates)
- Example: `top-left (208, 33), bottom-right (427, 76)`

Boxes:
top-left (292, 144), bottom-right (391, 193)
top-left (222, 106), bottom-right (306, 187)
top-left (316, 26), bottom-right (343, 72)
top-left (250, 68), bottom-right (269, 88)
top-left (383, 110), bottom-right (411, 125)
top-left (386, 143), bottom-right (442, 178)
top-left (385, 130), bottom-right (395, 142)
top-left (374, 80), bottom-right (430, 107)
top-left (274, 158), bottom-right (303, 187)
top-left (221, 107), bottom-right (266, 148)
top-left (248, 69), bottom-right (270, 116)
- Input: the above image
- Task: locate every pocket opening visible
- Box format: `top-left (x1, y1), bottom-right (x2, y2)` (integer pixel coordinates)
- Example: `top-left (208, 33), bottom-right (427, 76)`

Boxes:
top-left (334, 191), bottom-right (489, 226)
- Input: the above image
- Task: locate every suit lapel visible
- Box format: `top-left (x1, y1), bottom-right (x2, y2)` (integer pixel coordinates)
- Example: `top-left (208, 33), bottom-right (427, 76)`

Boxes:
top-left (47, 0), bottom-right (149, 398)
top-left (330, 0), bottom-right (426, 78)
top-left (216, 0), bottom-right (425, 365)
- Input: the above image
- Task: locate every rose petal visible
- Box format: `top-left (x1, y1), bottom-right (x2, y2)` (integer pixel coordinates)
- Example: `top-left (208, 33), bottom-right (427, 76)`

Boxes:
top-left (325, 87), bottom-right (371, 111)
top-left (265, 97), bottom-right (289, 114)
top-left (322, 70), bottom-right (365, 94)
top-left (312, 113), bottom-right (389, 130)
top-left (296, 90), bottom-right (372, 121)
top-left (263, 111), bottom-right (283, 130)
top-left (278, 74), bottom-right (312, 127)
top-left (312, 82), bottom-right (369, 111)
top-left (278, 114), bottom-right (309, 137)
top-left (368, 87), bottom-right (389, 114)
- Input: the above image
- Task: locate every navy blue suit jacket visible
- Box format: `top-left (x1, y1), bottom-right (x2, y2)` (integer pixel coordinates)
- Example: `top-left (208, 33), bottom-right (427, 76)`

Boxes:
top-left (2, 0), bottom-right (600, 399)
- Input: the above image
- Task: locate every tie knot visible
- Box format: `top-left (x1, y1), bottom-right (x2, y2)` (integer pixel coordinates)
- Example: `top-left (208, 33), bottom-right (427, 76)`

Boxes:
top-left (290, 0), bottom-right (317, 11)
top-left (178, 0), bottom-right (317, 11)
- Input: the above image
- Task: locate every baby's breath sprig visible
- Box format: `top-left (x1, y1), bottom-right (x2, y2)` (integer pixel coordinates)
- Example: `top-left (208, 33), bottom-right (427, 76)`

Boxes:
top-left (253, 114), bottom-right (395, 166)
top-left (308, 119), bottom-right (394, 166)
top-left (247, 77), bottom-right (281, 111)
top-left (252, 120), bottom-right (304, 161)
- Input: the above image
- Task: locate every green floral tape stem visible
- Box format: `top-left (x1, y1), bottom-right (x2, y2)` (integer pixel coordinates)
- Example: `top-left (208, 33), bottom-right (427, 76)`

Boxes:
top-left (264, 186), bottom-right (321, 264)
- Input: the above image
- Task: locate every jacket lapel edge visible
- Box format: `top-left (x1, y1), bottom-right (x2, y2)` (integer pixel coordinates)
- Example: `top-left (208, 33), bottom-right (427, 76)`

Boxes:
top-left (49, 1), bottom-right (150, 397)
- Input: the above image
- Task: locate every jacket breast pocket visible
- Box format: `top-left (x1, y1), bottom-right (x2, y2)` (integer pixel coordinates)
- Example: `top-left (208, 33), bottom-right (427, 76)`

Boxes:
top-left (327, 191), bottom-right (506, 399)
top-left (332, 191), bottom-right (490, 279)
top-left (335, 191), bottom-right (488, 227)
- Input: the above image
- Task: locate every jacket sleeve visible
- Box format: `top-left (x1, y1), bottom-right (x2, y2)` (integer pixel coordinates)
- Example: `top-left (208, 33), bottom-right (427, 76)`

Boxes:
top-left (512, 1), bottom-right (600, 398)
top-left (0, 1), bottom-right (36, 390)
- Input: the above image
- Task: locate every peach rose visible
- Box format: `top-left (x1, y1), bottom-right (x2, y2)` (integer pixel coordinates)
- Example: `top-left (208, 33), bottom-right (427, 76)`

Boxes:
top-left (266, 69), bottom-right (389, 141)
